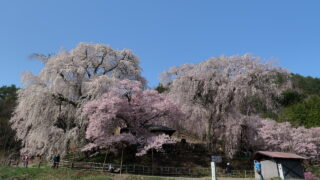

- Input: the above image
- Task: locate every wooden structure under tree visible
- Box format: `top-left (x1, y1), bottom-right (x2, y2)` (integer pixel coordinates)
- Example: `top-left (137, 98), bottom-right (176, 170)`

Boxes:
top-left (120, 125), bottom-right (176, 136)
top-left (252, 151), bottom-right (307, 179)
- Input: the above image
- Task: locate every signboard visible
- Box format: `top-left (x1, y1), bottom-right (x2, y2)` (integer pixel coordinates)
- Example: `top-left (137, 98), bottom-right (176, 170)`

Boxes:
top-left (211, 155), bottom-right (222, 163)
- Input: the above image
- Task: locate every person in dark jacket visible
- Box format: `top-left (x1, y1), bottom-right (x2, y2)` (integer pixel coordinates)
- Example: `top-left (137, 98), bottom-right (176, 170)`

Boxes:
top-left (225, 162), bottom-right (232, 176)
top-left (54, 154), bottom-right (60, 168)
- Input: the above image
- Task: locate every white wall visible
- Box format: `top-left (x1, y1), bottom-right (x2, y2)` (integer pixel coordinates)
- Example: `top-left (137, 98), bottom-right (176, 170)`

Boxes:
top-left (255, 160), bottom-right (279, 179)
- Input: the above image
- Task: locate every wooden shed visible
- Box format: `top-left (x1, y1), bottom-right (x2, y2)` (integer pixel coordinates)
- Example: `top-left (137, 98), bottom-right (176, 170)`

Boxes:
top-left (252, 151), bottom-right (307, 179)
top-left (120, 125), bottom-right (176, 136)
top-left (144, 125), bottom-right (176, 136)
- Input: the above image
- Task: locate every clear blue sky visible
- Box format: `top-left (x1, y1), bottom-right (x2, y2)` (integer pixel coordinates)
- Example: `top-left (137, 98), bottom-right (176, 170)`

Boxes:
top-left (1, 0), bottom-right (319, 87)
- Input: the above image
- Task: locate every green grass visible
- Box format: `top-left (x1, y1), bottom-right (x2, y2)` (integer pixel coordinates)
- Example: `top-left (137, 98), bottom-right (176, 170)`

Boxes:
top-left (0, 166), bottom-right (179, 180)
top-left (122, 175), bottom-right (176, 180)
top-left (0, 165), bottom-right (113, 180)
top-left (0, 165), bottom-right (267, 180)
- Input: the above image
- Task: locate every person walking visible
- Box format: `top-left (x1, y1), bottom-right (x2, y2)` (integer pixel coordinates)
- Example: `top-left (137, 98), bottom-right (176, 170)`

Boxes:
top-left (22, 155), bottom-right (29, 168)
top-left (254, 160), bottom-right (264, 180)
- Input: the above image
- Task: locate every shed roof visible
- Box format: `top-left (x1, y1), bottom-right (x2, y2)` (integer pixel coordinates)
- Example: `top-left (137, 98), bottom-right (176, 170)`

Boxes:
top-left (253, 151), bottom-right (307, 160)
top-left (145, 125), bottom-right (176, 136)
top-left (120, 125), bottom-right (176, 136)
top-left (145, 125), bottom-right (174, 131)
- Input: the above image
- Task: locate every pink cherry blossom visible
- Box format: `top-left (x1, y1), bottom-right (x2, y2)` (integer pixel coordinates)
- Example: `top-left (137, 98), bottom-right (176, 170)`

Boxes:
top-left (82, 80), bottom-right (183, 155)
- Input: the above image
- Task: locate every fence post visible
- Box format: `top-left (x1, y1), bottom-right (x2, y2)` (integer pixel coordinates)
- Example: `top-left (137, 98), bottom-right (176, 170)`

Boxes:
top-left (245, 170), bottom-right (246, 178)
top-left (120, 147), bottom-right (124, 175)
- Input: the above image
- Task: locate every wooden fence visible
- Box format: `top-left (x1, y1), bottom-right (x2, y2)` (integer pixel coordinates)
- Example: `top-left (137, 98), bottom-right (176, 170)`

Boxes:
top-left (59, 160), bottom-right (254, 178)
top-left (0, 159), bottom-right (254, 178)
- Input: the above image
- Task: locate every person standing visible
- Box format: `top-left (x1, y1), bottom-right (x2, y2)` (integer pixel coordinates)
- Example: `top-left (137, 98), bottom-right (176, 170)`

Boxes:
top-left (226, 162), bottom-right (232, 176)
top-left (55, 154), bottom-right (60, 168)
top-left (23, 155), bottom-right (29, 168)
top-left (51, 154), bottom-right (56, 168)
top-left (254, 160), bottom-right (264, 180)
top-left (50, 154), bottom-right (54, 168)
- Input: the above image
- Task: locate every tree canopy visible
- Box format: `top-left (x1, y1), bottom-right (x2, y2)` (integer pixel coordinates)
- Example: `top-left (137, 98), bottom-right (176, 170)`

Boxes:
top-left (0, 85), bottom-right (20, 157)
top-left (160, 54), bottom-right (320, 160)
top-left (82, 80), bottom-right (181, 155)
top-left (10, 43), bottom-right (146, 157)
top-left (279, 95), bottom-right (320, 128)
top-left (7, 44), bottom-right (320, 162)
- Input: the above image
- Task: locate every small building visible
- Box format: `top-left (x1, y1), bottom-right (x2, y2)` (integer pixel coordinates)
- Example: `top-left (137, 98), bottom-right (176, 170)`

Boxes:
top-left (120, 125), bottom-right (176, 136)
top-left (144, 125), bottom-right (176, 136)
top-left (252, 151), bottom-right (307, 180)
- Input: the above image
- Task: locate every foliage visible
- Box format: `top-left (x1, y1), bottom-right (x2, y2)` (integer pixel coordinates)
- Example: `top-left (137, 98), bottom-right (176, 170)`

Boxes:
top-left (155, 84), bottom-right (169, 94)
top-left (277, 90), bottom-right (305, 107)
top-left (10, 43), bottom-right (146, 158)
top-left (306, 164), bottom-right (320, 178)
top-left (0, 85), bottom-right (18, 117)
top-left (82, 80), bottom-right (181, 155)
top-left (279, 95), bottom-right (320, 128)
top-left (291, 73), bottom-right (320, 96)
top-left (273, 75), bottom-right (320, 128)
top-left (0, 85), bottom-right (20, 158)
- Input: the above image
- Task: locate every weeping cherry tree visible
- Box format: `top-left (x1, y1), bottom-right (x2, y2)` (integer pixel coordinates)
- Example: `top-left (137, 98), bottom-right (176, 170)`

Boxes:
top-left (10, 43), bottom-right (146, 157)
top-left (82, 79), bottom-right (181, 155)
top-left (160, 54), bottom-right (292, 157)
